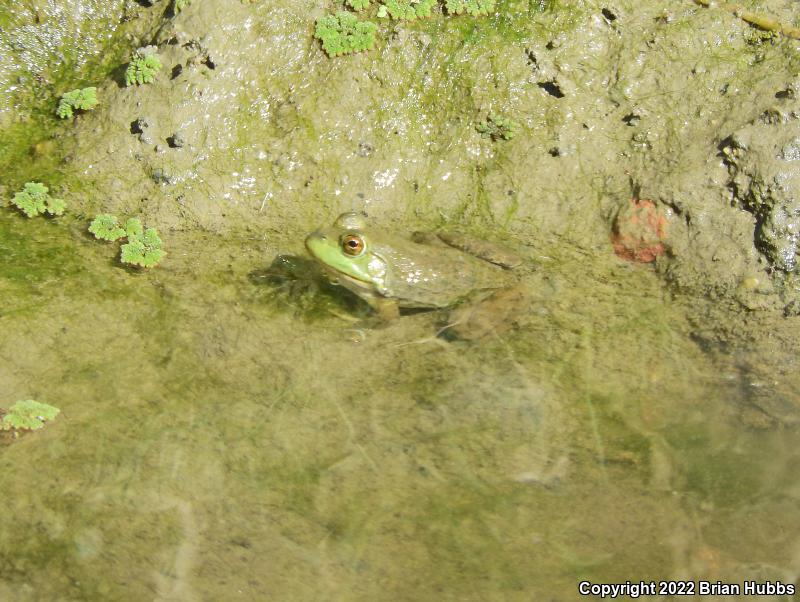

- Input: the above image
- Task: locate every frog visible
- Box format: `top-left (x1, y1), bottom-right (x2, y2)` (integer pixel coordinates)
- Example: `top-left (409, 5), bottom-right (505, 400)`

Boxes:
top-left (305, 212), bottom-right (528, 337)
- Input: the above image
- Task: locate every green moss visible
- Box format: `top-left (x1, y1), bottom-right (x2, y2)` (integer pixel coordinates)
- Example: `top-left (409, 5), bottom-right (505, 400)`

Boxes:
top-left (476, 113), bottom-right (519, 141)
top-left (378, 0), bottom-right (437, 19)
top-left (124, 52), bottom-right (162, 86)
top-left (89, 214), bottom-right (126, 241)
top-left (314, 12), bottom-right (378, 57)
top-left (445, 0), bottom-right (495, 16)
top-left (10, 182), bottom-right (66, 218)
top-left (0, 400), bottom-right (60, 431)
top-left (56, 87), bottom-right (98, 119)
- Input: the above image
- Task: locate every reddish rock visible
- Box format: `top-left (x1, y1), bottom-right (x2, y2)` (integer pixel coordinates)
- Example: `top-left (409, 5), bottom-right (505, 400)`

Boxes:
top-left (612, 198), bottom-right (670, 263)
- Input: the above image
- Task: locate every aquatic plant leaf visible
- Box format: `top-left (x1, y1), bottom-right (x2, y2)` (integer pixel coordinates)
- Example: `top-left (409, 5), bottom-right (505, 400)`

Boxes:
top-left (11, 182), bottom-right (48, 217)
top-left (46, 196), bottom-right (66, 216)
top-left (476, 113), bottom-right (519, 141)
top-left (380, 0), bottom-right (436, 19)
top-left (121, 226), bottom-right (165, 268)
top-left (445, 0), bottom-right (495, 16)
top-left (89, 214), bottom-right (126, 241)
top-left (347, 0), bottom-right (370, 10)
top-left (173, 0), bottom-right (192, 13)
top-left (56, 87), bottom-right (98, 119)
top-left (0, 400), bottom-right (60, 431)
top-left (125, 217), bottom-right (144, 238)
top-left (125, 54), bottom-right (163, 86)
top-left (10, 182), bottom-right (65, 217)
top-left (314, 12), bottom-right (378, 57)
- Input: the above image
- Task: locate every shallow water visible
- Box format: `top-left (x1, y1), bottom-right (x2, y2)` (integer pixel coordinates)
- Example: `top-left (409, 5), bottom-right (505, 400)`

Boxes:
top-left (1, 210), bottom-right (798, 601)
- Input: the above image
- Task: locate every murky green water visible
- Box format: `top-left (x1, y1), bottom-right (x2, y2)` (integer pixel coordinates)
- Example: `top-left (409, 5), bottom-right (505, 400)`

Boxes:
top-left (1, 210), bottom-right (798, 601)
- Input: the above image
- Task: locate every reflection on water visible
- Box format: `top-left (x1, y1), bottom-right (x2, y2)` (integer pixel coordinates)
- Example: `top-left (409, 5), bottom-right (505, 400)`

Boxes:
top-left (0, 213), bottom-right (798, 601)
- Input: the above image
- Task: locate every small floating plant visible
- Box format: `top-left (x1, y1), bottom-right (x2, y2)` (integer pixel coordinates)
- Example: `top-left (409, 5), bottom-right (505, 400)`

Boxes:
top-left (377, 0), bottom-right (437, 19)
top-left (56, 87), bottom-right (98, 119)
top-left (314, 12), bottom-right (379, 57)
top-left (315, 0), bottom-right (497, 57)
top-left (125, 48), bottom-right (163, 86)
top-left (476, 113), bottom-right (519, 141)
top-left (10, 182), bottom-right (66, 217)
top-left (0, 400), bottom-right (60, 432)
top-left (89, 214), bottom-right (166, 268)
top-left (172, 0), bottom-right (192, 14)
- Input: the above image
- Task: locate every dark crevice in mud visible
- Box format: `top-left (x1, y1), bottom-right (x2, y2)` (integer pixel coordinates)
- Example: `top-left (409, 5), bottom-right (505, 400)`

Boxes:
top-left (622, 112), bottom-right (640, 126)
top-left (601, 8), bottom-right (618, 23)
top-left (537, 80), bottom-right (564, 98)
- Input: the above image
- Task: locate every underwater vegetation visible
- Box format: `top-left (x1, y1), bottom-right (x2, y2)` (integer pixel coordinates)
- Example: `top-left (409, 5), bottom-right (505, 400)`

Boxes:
top-left (476, 113), bottom-right (519, 141)
top-left (56, 87), bottom-right (99, 119)
top-left (125, 48), bottom-right (163, 86)
top-left (10, 182), bottom-right (66, 217)
top-left (0, 400), bottom-right (60, 432)
top-left (347, 0), bottom-right (371, 10)
top-left (89, 215), bottom-right (166, 267)
top-left (315, 12), bottom-right (378, 56)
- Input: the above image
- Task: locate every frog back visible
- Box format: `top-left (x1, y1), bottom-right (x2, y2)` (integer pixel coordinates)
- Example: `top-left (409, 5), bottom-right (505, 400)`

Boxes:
top-left (371, 237), bottom-right (508, 308)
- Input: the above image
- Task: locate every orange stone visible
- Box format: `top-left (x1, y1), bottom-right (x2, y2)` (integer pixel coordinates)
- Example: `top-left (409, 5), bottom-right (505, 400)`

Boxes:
top-left (612, 198), bottom-right (669, 263)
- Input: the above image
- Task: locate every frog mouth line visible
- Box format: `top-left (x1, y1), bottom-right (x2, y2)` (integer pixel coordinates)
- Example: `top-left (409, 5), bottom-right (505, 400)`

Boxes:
top-left (305, 240), bottom-right (373, 287)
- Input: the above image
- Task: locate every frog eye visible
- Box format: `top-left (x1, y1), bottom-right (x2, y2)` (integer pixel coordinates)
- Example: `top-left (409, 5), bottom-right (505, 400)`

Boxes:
top-left (341, 234), bottom-right (365, 256)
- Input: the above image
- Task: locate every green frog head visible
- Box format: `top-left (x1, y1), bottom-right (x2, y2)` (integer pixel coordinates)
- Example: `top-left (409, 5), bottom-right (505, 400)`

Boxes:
top-left (304, 212), bottom-right (389, 296)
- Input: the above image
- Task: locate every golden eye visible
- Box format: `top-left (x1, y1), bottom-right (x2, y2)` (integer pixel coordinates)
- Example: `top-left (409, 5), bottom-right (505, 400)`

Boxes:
top-left (342, 234), bottom-right (365, 256)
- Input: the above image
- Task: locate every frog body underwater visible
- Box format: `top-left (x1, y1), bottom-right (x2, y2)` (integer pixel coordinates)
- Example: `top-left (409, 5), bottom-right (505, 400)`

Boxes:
top-left (305, 212), bottom-right (521, 323)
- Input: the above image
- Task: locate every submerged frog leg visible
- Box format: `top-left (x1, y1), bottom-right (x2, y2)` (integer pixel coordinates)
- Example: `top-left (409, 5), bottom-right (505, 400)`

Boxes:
top-left (436, 232), bottom-right (523, 269)
top-left (442, 285), bottom-right (531, 341)
top-left (369, 296), bottom-right (401, 320)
